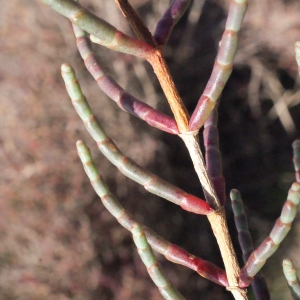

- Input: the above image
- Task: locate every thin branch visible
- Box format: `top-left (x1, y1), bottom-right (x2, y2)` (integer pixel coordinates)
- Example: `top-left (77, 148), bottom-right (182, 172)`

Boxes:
top-left (189, 0), bottom-right (247, 131)
top-left (42, 0), bottom-right (154, 58)
top-left (203, 103), bottom-right (226, 205)
top-left (240, 182), bottom-right (300, 287)
top-left (283, 258), bottom-right (300, 300)
top-left (230, 189), bottom-right (270, 300)
top-left (115, 0), bottom-right (158, 47)
top-left (72, 24), bottom-right (179, 134)
top-left (76, 140), bottom-right (185, 300)
top-left (61, 63), bottom-right (212, 215)
top-left (143, 226), bottom-right (228, 287)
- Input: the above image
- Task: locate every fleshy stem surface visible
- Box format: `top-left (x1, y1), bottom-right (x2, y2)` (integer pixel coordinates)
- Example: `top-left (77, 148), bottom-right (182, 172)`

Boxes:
top-left (42, 0), bottom-right (190, 132)
top-left (72, 24), bottom-right (179, 134)
top-left (61, 63), bottom-right (213, 215)
top-left (114, 0), bottom-right (158, 47)
top-left (293, 140), bottom-right (300, 183)
top-left (295, 42), bottom-right (300, 76)
top-left (283, 258), bottom-right (300, 300)
top-left (240, 182), bottom-right (300, 287)
top-left (189, 0), bottom-right (248, 131)
top-left (76, 140), bottom-right (185, 300)
top-left (230, 190), bottom-right (270, 300)
top-left (143, 226), bottom-right (229, 287)
top-left (203, 104), bottom-right (226, 206)
top-left (153, 0), bottom-right (191, 46)
top-left (42, 0), bottom-right (154, 58)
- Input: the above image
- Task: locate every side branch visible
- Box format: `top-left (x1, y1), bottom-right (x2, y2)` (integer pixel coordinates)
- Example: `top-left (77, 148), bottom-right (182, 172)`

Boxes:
top-left (61, 63), bottom-right (212, 215)
top-left (72, 24), bottom-right (179, 134)
top-left (76, 140), bottom-right (185, 300)
top-left (189, 0), bottom-right (247, 131)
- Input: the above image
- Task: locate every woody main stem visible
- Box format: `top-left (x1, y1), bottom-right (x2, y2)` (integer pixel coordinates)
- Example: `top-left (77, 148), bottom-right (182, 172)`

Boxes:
top-left (180, 133), bottom-right (248, 300)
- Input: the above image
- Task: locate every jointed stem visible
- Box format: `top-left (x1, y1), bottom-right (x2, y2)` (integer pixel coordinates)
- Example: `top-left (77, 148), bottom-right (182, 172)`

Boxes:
top-left (240, 182), bottom-right (300, 287)
top-left (61, 63), bottom-right (212, 216)
top-left (230, 190), bottom-right (270, 300)
top-left (283, 258), bottom-right (300, 300)
top-left (76, 140), bottom-right (185, 300)
top-left (72, 24), bottom-right (179, 134)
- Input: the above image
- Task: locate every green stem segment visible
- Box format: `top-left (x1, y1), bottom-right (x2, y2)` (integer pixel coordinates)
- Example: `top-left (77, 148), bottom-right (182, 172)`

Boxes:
top-left (189, 0), bottom-right (248, 131)
top-left (239, 182), bottom-right (300, 287)
top-left (283, 258), bottom-right (300, 300)
top-left (76, 140), bottom-right (185, 300)
top-left (61, 63), bottom-right (212, 215)
top-left (42, 0), bottom-right (154, 58)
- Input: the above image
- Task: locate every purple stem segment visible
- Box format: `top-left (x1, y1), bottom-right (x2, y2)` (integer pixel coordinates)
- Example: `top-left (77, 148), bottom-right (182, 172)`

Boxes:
top-left (230, 190), bottom-right (270, 299)
top-left (153, 0), bottom-right (191, 46)
top-left (143, 227), bottom-right (228, 287)
top-left (72, 25), bottom-right (179, 134)
top-left (239, 182), bottom-right (300, 287)
top-left (203, 105), bottom-right (226, 205)
top-left (189, 0), bottom-right (247, 131)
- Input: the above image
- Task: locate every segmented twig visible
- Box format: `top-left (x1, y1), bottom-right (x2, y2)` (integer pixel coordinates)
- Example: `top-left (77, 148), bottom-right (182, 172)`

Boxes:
top-left (153, 0), bottom-right (191, 46)
top-left (203, 104), bottom-right (226, 206)
top-left (239, 182), bottom-right (300, 287)
top-left (61, 63), bottom-right (212, 215)
top-left (42, 0), bottom-right (154, 58)
top-left (295, 42), bottom-right (300, 76)
top-left (143, 226), bottom-right (228, 287)
top-left (293, 140), bottom-right (300, 183)
top-left (72, 24), bottom-right (179, 134)
top-left (76, 140), bottom-right (185, 300)
top-left (283, 258), bottom-right (300, 300)
top-left (230, 190), bottom-right (270, 299)
top-left (189, 0), bottom-right (247, 131)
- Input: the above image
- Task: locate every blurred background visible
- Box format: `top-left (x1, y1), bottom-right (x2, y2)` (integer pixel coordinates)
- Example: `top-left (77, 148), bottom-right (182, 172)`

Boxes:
top-left (1, 0), bottom-right (300, 299)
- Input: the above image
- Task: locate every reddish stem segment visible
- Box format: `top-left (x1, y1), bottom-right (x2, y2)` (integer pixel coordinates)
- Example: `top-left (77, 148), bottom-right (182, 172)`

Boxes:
top-left (239, 182), bottom-right (300, 287)
top-left (153, 0), bottom-right (191, 46)
top-left (203, 105), bottom-right (226, 206)
top-left (189, 0), bottom-right (247, 131)
top-left (143, 227), bottom-right (228, 287)
top-left (230, 190), bottom-right (270, 299)
top-left (72, 25), bottom-right (179, 134)
top-left (61, 63), bottom-right (213, 216)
